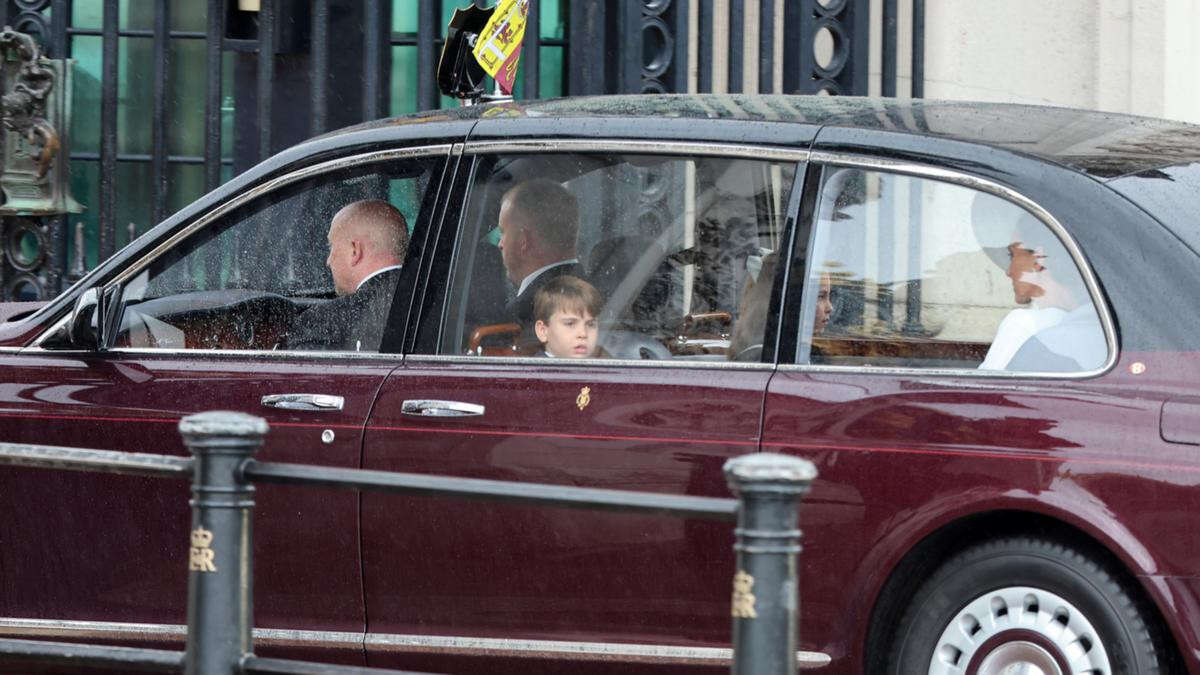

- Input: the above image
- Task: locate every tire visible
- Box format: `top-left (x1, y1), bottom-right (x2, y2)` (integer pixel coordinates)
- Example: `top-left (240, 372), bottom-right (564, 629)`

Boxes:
top-left (888, 537), bottom-right (1166, 674)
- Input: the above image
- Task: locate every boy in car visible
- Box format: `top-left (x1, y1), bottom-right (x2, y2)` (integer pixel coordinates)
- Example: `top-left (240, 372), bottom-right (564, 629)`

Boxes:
top-left (532, 275), bottom-right (601, 358)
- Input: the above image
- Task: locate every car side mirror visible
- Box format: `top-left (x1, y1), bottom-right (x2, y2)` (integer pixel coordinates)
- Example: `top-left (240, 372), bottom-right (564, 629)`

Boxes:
top-left (41, 287), bottom-right (100, 350)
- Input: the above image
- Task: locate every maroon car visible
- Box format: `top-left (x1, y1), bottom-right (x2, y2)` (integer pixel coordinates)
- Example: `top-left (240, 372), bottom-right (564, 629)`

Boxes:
top-left (2, 95), bottom-right (1200, 674)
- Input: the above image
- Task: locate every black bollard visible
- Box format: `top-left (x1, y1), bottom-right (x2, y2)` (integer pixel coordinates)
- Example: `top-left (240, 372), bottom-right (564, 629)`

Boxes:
top-left (723, 452), bottom-right (817, 675)
top-left (179, 411), bottom-right (268, 675)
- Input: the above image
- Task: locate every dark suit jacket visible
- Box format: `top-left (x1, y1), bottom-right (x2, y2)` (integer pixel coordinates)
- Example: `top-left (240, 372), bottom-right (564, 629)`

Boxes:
top-left (288, 267), bottom-right (401, 352)
top-left (507, 261), bottom-right (586, 328)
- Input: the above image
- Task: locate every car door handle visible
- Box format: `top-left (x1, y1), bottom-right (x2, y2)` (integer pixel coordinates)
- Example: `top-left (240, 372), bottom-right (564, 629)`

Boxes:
top-left (261, 393), bottom-right (345, 411)
top-left (401, 399), bottom-right (485, 417)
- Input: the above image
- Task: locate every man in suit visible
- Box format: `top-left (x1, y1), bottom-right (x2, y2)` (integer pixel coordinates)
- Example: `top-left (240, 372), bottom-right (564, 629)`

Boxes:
top-left (497, 178), bottom-right (584, 328)
top-left (289, 199), bottom-right (408, 352)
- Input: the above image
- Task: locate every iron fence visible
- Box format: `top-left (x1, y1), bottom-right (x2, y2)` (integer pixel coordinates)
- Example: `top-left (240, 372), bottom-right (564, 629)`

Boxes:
top-left (0, 0), bottom-right (930, 303)
top-left (0, 410), bottom-right (816, 674)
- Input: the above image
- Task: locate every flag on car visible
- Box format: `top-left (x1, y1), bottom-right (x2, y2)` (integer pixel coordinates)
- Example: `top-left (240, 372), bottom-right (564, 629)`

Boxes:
top-left (471, 0), bottom-right (529, 95)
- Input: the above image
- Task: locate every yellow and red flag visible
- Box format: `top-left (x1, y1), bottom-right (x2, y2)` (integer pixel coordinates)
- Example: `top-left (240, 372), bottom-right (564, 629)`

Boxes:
top-left (472, 0), bottom-right (529, 95)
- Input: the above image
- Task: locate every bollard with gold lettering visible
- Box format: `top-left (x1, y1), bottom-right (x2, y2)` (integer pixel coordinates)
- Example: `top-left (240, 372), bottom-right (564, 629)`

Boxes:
top-left (188, 527), bottom-right (217, 573)
top-left (723, 453), bottom-right (816, 675)
top-left (179, 411), bottom-right (267, 675)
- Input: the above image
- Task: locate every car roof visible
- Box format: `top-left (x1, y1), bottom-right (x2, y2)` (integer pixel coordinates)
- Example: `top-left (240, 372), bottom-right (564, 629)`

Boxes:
top-left (331, 94), bottom-right (1200, 180)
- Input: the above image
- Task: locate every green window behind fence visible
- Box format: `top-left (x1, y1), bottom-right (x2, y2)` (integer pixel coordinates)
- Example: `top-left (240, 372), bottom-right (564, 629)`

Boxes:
top-left (65, 1), bottom-right (565, 272)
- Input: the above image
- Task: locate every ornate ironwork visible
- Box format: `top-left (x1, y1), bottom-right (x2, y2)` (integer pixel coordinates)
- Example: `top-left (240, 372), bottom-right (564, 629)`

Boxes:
top-left (0, 21), bottom-right (78, 302)
top-left (639, 0), bottom-right (686, 94)
top-left (0, 29), bottom-right (56, 195)
top-left (640, 7), bottom-right (672, 93)
top-left (0, 26), bottom-right (78, 215)
top-left (783, 0), bottom-right (869, 96)
top-left (4, 216), bottom-right (41, 269)
top-left (10, 0), bottom-right (50, 51)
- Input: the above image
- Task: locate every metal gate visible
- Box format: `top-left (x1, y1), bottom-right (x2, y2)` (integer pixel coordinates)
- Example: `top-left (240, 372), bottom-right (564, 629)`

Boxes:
top-left (0, 0), bottom-right (923, 302)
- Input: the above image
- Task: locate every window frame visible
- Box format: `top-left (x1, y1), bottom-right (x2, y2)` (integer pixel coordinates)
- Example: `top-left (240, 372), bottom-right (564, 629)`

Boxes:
top-left (59, 144), bottom-right (453, 358)
top-left (411, 138), bottom-right (810, 370)
top-left (784, 151), bottom-right (1118, 380)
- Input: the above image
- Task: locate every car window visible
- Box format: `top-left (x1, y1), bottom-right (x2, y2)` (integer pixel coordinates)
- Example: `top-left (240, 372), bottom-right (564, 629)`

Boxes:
top-left (111, 157), bottom-right (441, 352)
top-left (433, 152), bottom-right (797, 362)
top-left (797, 166), bottom-right (1108, 373)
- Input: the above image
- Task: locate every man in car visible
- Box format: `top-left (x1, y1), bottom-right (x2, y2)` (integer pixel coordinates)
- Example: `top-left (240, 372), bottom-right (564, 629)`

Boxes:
top-left (288, 199), bottom-right (408, 352)
top-left (497, 178), bottom-right (586, 329)
top-left (976, 211), bottom-right (1105, 371)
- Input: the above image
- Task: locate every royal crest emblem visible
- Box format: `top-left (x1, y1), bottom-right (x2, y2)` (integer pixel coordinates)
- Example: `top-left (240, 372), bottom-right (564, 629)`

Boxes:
top-left (188, 526), bottom-right (217, 573)
top-left (731, 569), bottom-right (757, 619)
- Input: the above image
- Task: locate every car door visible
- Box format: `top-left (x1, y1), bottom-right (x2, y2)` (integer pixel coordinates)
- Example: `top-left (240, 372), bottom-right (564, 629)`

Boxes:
top-left (761, 155), bottom-right (1131, 669)
top-left (0, 146), bottom-right (451, 665)
top-left (359, 141), bottom-right (805, 672)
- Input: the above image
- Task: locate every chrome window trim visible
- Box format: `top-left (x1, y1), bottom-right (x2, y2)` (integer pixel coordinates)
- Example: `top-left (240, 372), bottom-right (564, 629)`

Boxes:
top-left (28, 314), bottom-right (69, 349)
top-left (791, 151), bottom-right (1119, 381)
top-left (102, 346), bottom-right (406, 361)
top-left (464, 139), bottom-right (810, 163)
top-left (22, 343), bottom-right (406, 361)
top-left (0, 346), bottom-right (23, 353)
top-left (404, 353), bottom-right (776, 371)
top-left (0, 618), bottom-right (830, 668)
top-left (103, 144), bottom-right (451, 290)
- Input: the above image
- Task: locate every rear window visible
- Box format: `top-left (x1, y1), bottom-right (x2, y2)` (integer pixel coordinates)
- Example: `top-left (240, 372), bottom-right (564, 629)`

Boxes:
top-left (797, 166), bottom-right (1108, 374)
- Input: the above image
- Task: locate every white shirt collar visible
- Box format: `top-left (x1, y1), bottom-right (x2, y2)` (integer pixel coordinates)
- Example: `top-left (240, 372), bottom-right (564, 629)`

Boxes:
top-left (516, 259), bottom-right (578, 297)
top-left (356, 264), bottom-right (402, 291)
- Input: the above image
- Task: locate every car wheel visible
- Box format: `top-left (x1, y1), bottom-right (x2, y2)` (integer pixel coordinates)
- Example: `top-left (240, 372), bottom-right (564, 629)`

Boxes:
top-left (888, 537), bottom-right (1166, 674)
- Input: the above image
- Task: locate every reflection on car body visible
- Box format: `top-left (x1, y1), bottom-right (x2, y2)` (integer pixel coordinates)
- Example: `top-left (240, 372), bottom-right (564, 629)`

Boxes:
top-left (1, 95), bottom-right (1200, 673)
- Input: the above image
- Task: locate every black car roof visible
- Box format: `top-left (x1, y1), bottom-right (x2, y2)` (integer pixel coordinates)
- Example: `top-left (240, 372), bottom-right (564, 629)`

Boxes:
top-left (332, 94), bottom-right (1200, 180)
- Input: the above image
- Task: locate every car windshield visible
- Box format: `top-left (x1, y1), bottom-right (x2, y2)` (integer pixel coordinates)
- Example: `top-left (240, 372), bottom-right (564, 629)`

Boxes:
top-left (1109, 161), bottom-right (1200, 257)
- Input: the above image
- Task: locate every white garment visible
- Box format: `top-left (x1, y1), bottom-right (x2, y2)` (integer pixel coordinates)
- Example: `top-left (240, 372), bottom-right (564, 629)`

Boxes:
top-left (979, 304), bottom-right (1106, 371)
top-left (356, 264), bottom-right (402, 292)
top-left (1015, 304), bottom-right (1107, 371)
top-left (978, 307), bottom-right (1067, 370)
top-left (516, 259), bottom-right (579, 298)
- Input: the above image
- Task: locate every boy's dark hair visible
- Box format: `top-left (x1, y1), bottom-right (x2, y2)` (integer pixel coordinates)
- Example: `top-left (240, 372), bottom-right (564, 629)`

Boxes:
top-left (533, 275), bottom-right (603, 324)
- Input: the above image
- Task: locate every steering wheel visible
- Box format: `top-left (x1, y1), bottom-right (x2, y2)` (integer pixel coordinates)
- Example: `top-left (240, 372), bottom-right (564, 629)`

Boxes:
top-left (467, 322), bottom-right (527, 356)
top-left (679, 311), bottom-right (733, 338)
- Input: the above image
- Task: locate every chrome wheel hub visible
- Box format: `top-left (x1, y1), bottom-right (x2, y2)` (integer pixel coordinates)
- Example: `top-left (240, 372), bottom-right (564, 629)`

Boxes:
top-left (977, 641), bottom-right (1060, 675)
top-left (927, 586), bottom-right (1111, 675)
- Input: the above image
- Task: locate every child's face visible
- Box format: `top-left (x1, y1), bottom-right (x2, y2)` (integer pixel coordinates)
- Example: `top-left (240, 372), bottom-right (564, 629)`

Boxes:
top-left (535, 309), bottom-right (598, 358)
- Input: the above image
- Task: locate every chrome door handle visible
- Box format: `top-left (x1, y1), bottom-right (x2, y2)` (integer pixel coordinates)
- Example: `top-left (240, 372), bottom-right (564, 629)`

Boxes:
top-left (401, 399), bottom-right (485, 417)
top-left (261, 393), bottom-right (345, 411)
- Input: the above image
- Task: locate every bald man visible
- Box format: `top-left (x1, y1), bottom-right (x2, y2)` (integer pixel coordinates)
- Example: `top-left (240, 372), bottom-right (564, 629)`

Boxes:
top-left (288, 199), bottom-right (408, 351)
